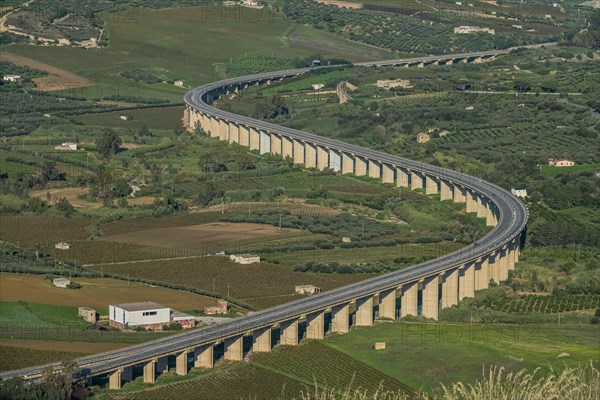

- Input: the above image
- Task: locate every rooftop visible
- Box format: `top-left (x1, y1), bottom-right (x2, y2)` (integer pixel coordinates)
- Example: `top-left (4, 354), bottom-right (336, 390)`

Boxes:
top-left (113, 301), bottom-right (168, 312)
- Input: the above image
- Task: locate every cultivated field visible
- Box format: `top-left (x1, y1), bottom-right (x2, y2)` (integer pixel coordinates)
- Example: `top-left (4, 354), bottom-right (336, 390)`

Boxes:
top-left (0, 51), bottom-right (94, 91)
top-left (85, 257), bottom-right (375, 310)
top-left (0, 215), bottom-right (93, 246)
top-left (102, 222), bottom-right (303, 250)
top-left (74, 106), bottom-right (186, 131)
top-left (0, 274), bottom-right (216, 312)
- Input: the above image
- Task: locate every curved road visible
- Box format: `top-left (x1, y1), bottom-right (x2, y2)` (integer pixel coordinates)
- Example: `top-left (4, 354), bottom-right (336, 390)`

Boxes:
top-left (0, 49), bottom-right (528, 382)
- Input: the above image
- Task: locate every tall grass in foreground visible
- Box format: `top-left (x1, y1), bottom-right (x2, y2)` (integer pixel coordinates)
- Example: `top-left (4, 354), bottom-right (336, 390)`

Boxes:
top-left (297, 364), bottom-right (599, 400)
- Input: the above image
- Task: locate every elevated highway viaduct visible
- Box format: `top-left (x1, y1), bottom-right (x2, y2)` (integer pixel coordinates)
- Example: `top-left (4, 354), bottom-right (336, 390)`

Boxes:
top-left (0, 49), bottom-right (528, 389)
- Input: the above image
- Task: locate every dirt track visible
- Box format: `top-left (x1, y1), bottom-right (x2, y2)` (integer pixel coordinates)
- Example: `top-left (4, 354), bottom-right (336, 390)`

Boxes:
top-left (0, 51), bottom-right (94, 91)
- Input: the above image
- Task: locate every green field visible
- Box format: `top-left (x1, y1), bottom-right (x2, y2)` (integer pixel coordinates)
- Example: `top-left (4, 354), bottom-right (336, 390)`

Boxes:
top-left (541, 163), bottom-right (600, 177)
top-left (5, 6), bottom-right (392, 102)
top-left (0, 301), bottom-right (89, 330)
top-left (74, 106), bottom-right (186, 131)
top-left (325, 322), bottom-right (600, 392)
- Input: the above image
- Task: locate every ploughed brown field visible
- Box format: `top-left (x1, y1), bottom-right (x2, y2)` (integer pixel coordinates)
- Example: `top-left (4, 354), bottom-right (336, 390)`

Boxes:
top-left (101, 222), bottom-right (300, 249)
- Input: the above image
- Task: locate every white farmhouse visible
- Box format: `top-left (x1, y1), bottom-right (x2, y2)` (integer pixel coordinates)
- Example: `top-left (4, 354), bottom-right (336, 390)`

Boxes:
top-left (511, 188), bottom-right (528, 198)
top-left (229, 254), bottom-right (260, 264)
top-left (52, 277), bottom-right (71, 288)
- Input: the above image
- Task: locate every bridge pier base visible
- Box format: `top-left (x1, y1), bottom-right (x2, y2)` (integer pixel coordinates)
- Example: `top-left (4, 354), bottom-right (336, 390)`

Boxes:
top-left (253, 327), bottom-right (272, 353)
top-left (400, 282), bottom-right (418, 317)
top-left (194, 345), bottom-right (214, 369)
top-left (176, 350), bottom-right (189, 376)
top-left (379, 289), bottom-right (396, 320)
top-left (306, 311), bottom-right (325, 340)
top-left (331, 303), bottom-right (350, 334)
top-left (355, 295), bottom-right (374, 326)
top-left (421, 276), bottom-right (439, 320)
top-left (224, 335), bottom-right (244, 361)
top-left (459, 262), bottom-right (475, 300)
top-left (143, 359), bottom-right (156, 384)
top-left (442, 268), bottom-right (459, 309)
top-left (280, 319), bottom-right (299, 345)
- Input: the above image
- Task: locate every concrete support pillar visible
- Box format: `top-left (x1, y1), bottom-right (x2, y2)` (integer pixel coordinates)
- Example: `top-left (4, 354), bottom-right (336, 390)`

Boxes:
top-left (476, 195), bottom-right (486, 219)
top-left (453, 184), bottom-right (467, 203)
top-left (249, 127), bottom-right (260, 151)
top-left (411, 171), bottom-right (424, 191)
top-left (331, 303), bottom-right (350, 334)
top-left (355, 156), bottom-right (367, 176)
top-left (466, 190), bottom-right (478, 213)
top-left (280, 319), bottom-right (299, 346)
top-left (194, 345), bottom-right (214, 369)
top-left (210, 117), bottom-right (220, 138)
top-left (306, 311), bottom-right (325, 340)
top-left (355, 295), bottom-right (374, 326)
top-left (176, 350), bottom-right (189, 376)
top-left (239, 125), bottom-right (250, 147)
top-left (224, 335), bottom-right (243, 361)
top-left (253, 327), bottom-right (272, 353)
top-left (270, 134), bottom-right (282, 155)
top-left (425, 175), bottom-right (438, 195)
top-left (219, 119), bottom-right (229, 142)
top-left (305, 143), bottom-right (317, 168)
top-left (441, 268), bottom-right (459, 309)
top-left (459, 262), bottom-right (475, 300)
top-left (440, 179), bottom-right (453, 201)
top-left (317, 146), bottom-right (328, 170)
top-left (421, 276), bottom-right (439, 320)
top-left (378, 289), bottom-right (396, 320)
top-left (486, 202), bottom-right (496, 227)
top-left (108, 369), bottom-right (123, 390)
top-left (282, 136), bottom-right (293, 158)
top-left (508, 242), bottom-right (516, 271)
top-left (400, 282), bottom-right (418, 317)
top-left (490, 253), bottom-right (500, 284)
top-left (382, 164), bottom-right (394, 184)
top-left (143, 359), bottom-right (156, 384)
top-left (200, 113), bottom-right (210, 133)
top-left (475, 258), bottom-right (489, 291)
top-left (342, 152), bottom-right (354, 174)
top-left (368, 159), bottom-right (381, 179)
top-left (396, 167), bottom-right (409, 188)
top-left (498, 247), bottom-right (509, 281)
top-left (293, 140), bottom-right (305, 165)
top-left (228, 122), bottom-right (239, 144)
top-left (514, 236), bottom-right (520, 263)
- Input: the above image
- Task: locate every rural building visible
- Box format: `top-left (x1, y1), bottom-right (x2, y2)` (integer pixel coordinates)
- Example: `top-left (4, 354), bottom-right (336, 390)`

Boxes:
top-left (3, 75), bottom-right (22, 82)
top-left (511, 188), bottom-right (528, 198)
top-left (55, 242), bottom-right (70, 250)
top-left (204, 300), bottom-right (228, 315)
top-left (416, 132), bottom-right (431, 144)
top-left (453, 26), bottom-right (495, 35)
top-left (295, 285), bottom-right (321, 295)
top-left (312, 83), bottom-right (325, 90)
top-left (376, 79), bottom-right (413, 90)
top-left (78, 307), bottom-right (98, 323)
top-left (54, 142), bottom-right (78, 151)
top-left (170, 311), bottom-right (196, 329)
top-left (547, 158), bottom-right (575, 167)
top-left (342, 236), bottom-right (352, 243)
top-left (109, 301), bottom-right (196, 330)
top-left (229, 254), bottom-right (260, 264)
top-left (53, 277), bottom-right (71, 288)
top-left (119, 114), bottom-right (133, 121)
top-left (374, 342), bottom-right (386, 350)
top-left (174, 80), bottom-right (184, 87)
top-left (438, 130), bottom-right (450, 137)
top-left (109, 301), bottom-right (170, 330)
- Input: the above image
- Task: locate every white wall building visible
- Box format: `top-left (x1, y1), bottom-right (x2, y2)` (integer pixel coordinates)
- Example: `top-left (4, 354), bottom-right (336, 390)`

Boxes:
top-left (52, 277), bottom-right (71, 288)
top-left (229, 254), bottom-right (260, 264)
top-left (109, 301), bottom-right (171, 330)
top-left (3, 75), bottom-right (22, 82)
top-left (511, 188), bottom-right (528, 198)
